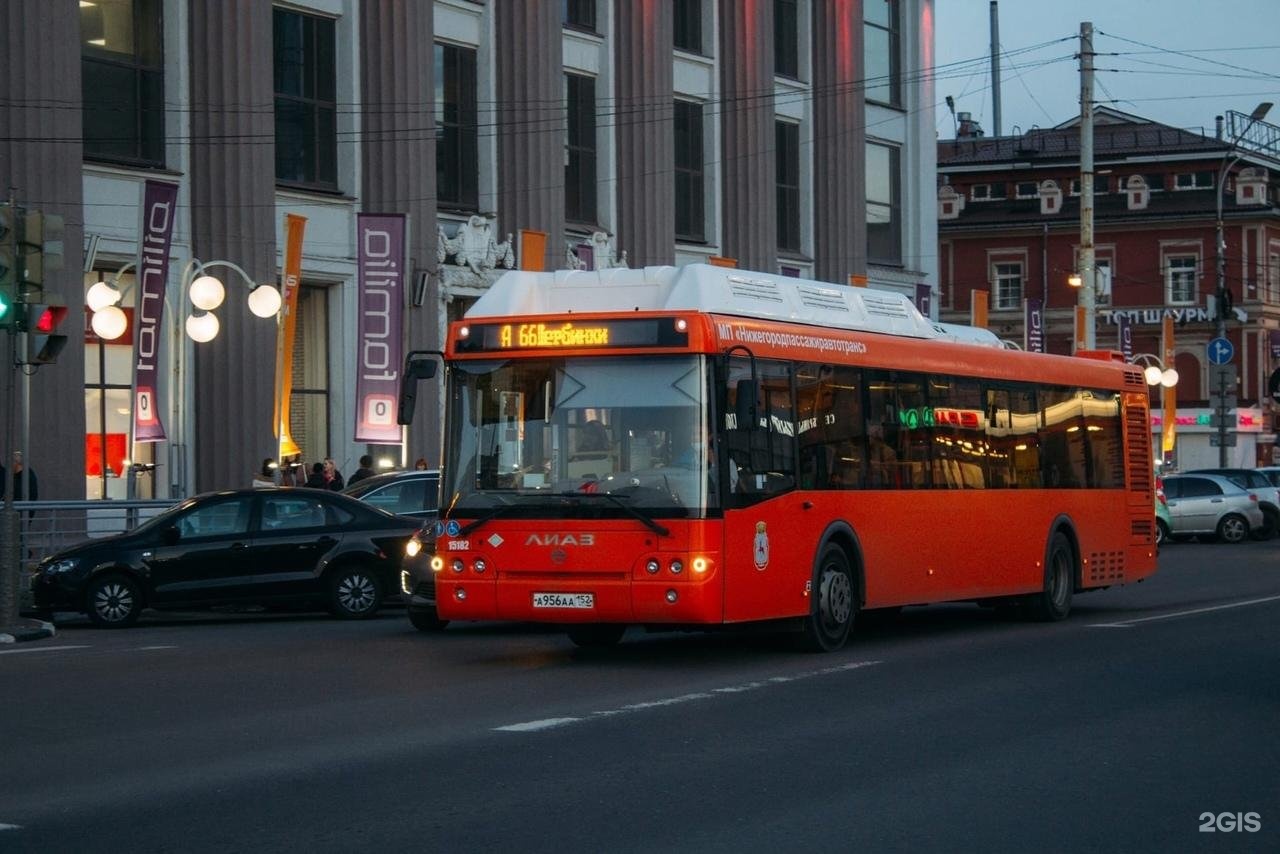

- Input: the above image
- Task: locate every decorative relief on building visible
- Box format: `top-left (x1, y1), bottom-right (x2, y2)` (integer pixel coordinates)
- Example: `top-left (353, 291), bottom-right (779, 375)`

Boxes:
top-left (937, 184), bottom-right (964, 220)
top-left (565, 231), bottom-right (629, 271)
top-left (437, 215), bottom-right (516, 284)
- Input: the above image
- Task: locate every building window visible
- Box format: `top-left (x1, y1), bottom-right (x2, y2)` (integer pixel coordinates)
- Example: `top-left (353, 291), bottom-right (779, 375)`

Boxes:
top-left (776, 121), bottom-right (801, 252)
top-left (864, 0), bottom-right (900, 107)
top-left (565, 73), bottom-right (598, 225)
top-left (1015, 181), bottom-right (1039, 199)
top-left (993, 262), bottom-right (1023, 310)
top-left (774, 0), bottom-right (799, 79)
top-left (1174, 171), bottom-right (1214, 190)
top-left (1095, 258), bottom-right (1112, 306)
top-left (971, 183), bottom-right (1006, 201)
top-left (563, 0), bottom-right (596, 32)
top-left (867, 143), bottom-right (901, 265)
top-left (81, 0), bottom-right (164, 166)
top-left (291, 285), bottom-right (331, 461)
top-left (1166, 255), bottom-right (1198, 303)
top-left (274, 8), bottom-right (338, 190)
top-left (436, 43), bottom-right (479, 211)
top-left (674, 0), bottom-right (702, 53)
top-left (1069, 176), bottom-right (1110, 195)
top-left (1145, 173), bottom-right (1165, 192)
top-left (674, 100), bottom-right (705, 242)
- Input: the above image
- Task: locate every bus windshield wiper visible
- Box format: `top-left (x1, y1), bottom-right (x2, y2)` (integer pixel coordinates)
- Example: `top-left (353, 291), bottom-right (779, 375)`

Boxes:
top-left (559, 491), bottom-right (670, 537)
top-left (455, 494), bottom-right (517, 537)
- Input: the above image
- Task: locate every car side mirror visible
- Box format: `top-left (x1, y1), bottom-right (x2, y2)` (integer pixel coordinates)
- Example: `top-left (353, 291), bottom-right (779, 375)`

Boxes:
top-left (161, 525), bottom-right (181, 546)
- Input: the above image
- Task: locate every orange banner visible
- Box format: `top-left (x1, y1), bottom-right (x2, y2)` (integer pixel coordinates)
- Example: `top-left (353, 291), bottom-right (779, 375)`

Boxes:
top-left (518, 229), bottom-right (547, 272)
top-left (274, 213), bottom-right (307, 459)
top-left (708, 256), bottom-right (738, 268)
top-left (848, 274), bottom-right (868, 288)
top-left (971, 290), bottom-right (989, 328)
top-left (1162, 315), bottom-right (1176, 454)
top-left (1073, 305), bottom-right (1087, 353)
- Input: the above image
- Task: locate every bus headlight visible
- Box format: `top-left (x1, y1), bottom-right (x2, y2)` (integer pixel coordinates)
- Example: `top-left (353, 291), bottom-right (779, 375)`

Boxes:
top-left (451, 558), bottom-right (465, 573)
top-left (430, 556), bottom-right (444, 573)
top-left (692, 557), bottom-right (709, 574)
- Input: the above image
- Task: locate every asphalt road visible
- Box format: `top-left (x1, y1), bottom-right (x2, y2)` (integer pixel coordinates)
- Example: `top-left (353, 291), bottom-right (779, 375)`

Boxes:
top-left (2, 540), bottom-right (1277, 853)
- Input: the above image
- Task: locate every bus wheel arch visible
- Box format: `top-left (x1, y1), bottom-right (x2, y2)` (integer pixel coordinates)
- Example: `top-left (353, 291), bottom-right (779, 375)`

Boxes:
top-left (798, 523), bottom-right (864, 652)
top-left (1026, 517), bottom-right (1078, 621)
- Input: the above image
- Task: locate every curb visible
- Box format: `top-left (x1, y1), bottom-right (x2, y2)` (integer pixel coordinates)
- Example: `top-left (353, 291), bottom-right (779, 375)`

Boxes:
top-left (0, 618), bottom-right (57, 644)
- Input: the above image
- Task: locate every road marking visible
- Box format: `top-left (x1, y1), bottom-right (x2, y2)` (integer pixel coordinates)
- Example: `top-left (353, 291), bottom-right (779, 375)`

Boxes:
top-left (134, 645), bottom-right (178, 651)
top-left (495, 660), bottom-right (881, 733)
top-left (0, 645), bottom-right (89, 656)
top-left (1089, 594), bottom-right (1280, 628)
top-left (0, 823), bottom-right (21, 831)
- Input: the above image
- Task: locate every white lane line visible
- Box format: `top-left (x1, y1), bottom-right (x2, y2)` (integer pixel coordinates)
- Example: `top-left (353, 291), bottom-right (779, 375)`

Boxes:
top-left (0, 823), bottom-right (22, 830)
top-left (134, 645), bottom-right (178, 651)
top-left (0, 645), bottom-right (90, 656)
top-left (1089, 594), bottom-right (1280, 628)
top-left (495, 660), bottom-right (881, 733)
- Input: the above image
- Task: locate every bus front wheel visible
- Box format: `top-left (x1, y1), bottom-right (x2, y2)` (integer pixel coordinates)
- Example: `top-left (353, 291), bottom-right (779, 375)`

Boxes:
top-left (1025, 531), bottom-right (1074, 622)
top-left (799, 544), bottom-right (856, 652)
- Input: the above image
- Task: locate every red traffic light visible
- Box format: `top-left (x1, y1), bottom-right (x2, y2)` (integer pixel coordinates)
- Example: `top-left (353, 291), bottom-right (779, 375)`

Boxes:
top-left (35, 304), bottom-right (67, 333)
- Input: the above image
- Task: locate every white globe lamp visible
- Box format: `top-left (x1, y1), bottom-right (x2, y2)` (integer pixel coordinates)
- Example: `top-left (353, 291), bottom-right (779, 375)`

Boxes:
top-left (247, 284), bottom-right (283, 318)
top-left (87, 280), bottom-right (123, 311)
top-left (186, 311), bottom-right (220, 343)
top-left (91, 305), bottom-right (128, 340)
top-left (1143, 365), bottom-right (1163, 386)
top-left (1160, 368), bottom-right (1179, 388)
top-left (189, 274), bottom-right (226, 311)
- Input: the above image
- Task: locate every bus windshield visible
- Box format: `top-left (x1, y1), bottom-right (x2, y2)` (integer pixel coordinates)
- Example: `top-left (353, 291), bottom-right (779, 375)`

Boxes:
top-left (442, 355), bottom-right (718, 520)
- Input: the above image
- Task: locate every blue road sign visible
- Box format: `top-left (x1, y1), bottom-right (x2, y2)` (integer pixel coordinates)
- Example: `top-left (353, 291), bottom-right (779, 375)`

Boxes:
top-left (1208, 337), bottom-right (1234, 365)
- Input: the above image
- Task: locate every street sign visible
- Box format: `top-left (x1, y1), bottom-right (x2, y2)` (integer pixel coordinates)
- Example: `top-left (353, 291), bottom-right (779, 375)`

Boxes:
top-left (1209, 433), bottom-right (1237, 448)
top-left (1208, 395), bottom-right (1238, 411)
top-left (1207, 337), bottom-right (1234, 365)
top-left (1211, 366), bottom-right (1238, 395)
top-left (1209, 412), bottom-right (1235, 429)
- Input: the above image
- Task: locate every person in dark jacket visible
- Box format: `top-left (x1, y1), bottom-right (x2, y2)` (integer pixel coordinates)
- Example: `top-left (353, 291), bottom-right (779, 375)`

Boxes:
top-left (1, 451), bottom-right (38, 501)
top-left (304, 462), bottom-right (327, 489)
top-left (348, 454), bottom-right (375, 486)
top-left (321, 458), bottom-right (344, 491)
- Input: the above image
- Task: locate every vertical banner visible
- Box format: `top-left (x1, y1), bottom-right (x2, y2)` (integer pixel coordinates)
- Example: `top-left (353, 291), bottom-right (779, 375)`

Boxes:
top-left (848, 274), bottom-right (868, 287)
top-left (1024, 297), bottom-right (1045, 353)
top-left (355, 213), bottom-right (406, 444)
top-left (518, 229), bottom-right (547, 271)
top-left (132, 179), bottom-right (180, 443)
top-left (1117, 314), bottom-right (1134, 360)
top-left (1162, 315), bottom-right (1176, 455)
top-left (914, 283), bottom-right (932, 317)
top-left (1073, 305), bottom-right (1088, 353)
top-left (708, 256), bottom-right (738, 268)
top-left (970, 290), bottom-right (988, 328)
top-left (273, 213), bottom-right (307, 459)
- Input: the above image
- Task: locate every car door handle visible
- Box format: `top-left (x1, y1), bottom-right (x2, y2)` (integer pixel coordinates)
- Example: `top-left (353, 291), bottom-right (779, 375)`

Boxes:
top-left (1211, 498), bottom-right (1223, 503)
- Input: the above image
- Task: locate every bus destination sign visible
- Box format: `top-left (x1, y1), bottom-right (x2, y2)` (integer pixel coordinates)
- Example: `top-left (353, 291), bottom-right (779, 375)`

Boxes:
top-left (457, 317), bottom-right (689, 352)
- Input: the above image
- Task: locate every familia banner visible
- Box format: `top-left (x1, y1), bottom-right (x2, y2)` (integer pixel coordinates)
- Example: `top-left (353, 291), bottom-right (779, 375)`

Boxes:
top-left (132, 179), bottom-right (180, 443)
top-left (354, 213), bottom-right (407, 444)
top-left (1024, 297), bottom-right (1044, 353)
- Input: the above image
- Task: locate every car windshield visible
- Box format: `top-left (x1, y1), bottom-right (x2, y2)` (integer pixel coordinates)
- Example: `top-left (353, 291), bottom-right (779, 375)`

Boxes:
top-left (130, 496), bottom-right (203, 534)
top-left (441, 355), bottom-right (715, 521)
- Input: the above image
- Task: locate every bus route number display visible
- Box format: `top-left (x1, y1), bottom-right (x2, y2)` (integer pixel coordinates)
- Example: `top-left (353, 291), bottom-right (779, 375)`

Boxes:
top-left (458, 317), bottom-right (689, 352)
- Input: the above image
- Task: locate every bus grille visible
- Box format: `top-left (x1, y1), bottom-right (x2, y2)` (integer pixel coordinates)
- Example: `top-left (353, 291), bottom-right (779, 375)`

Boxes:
top-left (1131, 519), bottom-right (1154, 542)
top-left (1126, 404), bottom-right (1152, 494)
top-left (1086, 550), bottom-right (1125, 585)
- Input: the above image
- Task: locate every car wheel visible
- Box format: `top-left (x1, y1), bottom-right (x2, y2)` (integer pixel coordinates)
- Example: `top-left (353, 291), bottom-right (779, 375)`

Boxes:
top-left (408, 606), bottom-right (449, 632)
top-left (85, 574), bottom-right (143, 628)
top-left (1024, 531), bottom-right (1074, 621)
top-left (1155, 519), bottom-right (1170, 546)
top-left (1216, 514), bottom-right (1249, 544)
top-left (328, 565), bottom-right (384, 619)
top-left (566, 624), bottom-right (626, 647)
top-left (799, 544), bottom-right (856, 651)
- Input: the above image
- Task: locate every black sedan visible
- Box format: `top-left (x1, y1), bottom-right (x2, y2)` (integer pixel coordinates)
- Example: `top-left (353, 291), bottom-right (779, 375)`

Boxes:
top-left (341, 469), bottom-right (439, 521)
top-left (31, 488), bottom-right (420, 627)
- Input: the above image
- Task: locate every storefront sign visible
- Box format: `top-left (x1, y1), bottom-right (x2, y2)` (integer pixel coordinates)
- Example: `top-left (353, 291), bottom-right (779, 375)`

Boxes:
top-left (132, 179), bottom-right (179, 443)
top-left (354, 213), bottom-right (406, 444)
top-left (1101, 307), bottom-right (1211, 326)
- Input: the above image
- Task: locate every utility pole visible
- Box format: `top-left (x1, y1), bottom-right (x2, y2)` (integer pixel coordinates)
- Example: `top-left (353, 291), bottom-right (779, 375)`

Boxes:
top-left (1077, 21), bottom-right (1096, 351)
top-left (990, 1), bottom-right (1002, 137)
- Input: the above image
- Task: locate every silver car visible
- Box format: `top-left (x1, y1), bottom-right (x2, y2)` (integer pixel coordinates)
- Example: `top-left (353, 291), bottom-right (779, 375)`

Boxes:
top-left (1162, 473), bottom-right (1264, 543)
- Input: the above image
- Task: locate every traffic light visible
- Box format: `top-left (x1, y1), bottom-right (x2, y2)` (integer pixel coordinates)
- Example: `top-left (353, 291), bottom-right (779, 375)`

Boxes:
top-left (0, 204), bottom-right (15, 329)
top-left (27, 299), bottom-right (69, 365)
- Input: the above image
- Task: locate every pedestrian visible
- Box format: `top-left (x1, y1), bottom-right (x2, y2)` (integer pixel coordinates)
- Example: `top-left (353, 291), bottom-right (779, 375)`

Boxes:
top-left (6, 451), bottom-right (38, 502)
top-left (348, 454), bottom-right (375, 486)
top-left (322, 458), bottom-right (344, 491)
top-left (252, 458), bottom-right (277, 488)
top-left (304, 462), bottom-right (327, 489)
top-left (414, 457), bottom-right (429, 471)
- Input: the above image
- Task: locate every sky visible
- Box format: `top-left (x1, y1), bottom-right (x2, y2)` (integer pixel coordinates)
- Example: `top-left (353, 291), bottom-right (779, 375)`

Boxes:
top-left (932, 0), bottom-right (1280, 138)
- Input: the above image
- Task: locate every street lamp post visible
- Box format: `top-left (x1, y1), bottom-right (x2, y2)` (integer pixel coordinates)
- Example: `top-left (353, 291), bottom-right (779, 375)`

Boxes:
top-left (1130, 352), bottom-right (1179, 467)
top-left (88, 258), bottom-right (281, 497)
top-left (1214, 101), bottom-right (1272, 465)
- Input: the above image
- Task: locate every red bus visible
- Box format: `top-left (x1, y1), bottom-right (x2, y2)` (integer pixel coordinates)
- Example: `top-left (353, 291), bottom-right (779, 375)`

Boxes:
top-left (420, 264), bottom-right (1157, 650)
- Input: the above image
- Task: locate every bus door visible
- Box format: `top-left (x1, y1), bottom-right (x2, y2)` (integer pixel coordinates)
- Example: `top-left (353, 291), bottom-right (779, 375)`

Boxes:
top-left (720, 357), bottom-right (818, 623)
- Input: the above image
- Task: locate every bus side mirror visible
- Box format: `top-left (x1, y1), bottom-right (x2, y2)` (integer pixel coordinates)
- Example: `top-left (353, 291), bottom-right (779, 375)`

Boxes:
top-left (397, 353), bottom-right (440, 426)
top-left (734, 380), bottom-right (758, 429)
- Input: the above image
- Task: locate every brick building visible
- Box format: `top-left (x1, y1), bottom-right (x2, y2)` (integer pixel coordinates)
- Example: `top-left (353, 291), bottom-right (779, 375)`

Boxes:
top-left (937, 107), bottom-right (1280, 469)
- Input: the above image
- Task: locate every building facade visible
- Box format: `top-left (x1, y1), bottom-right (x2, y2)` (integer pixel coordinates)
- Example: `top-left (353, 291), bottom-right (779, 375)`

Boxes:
top-left (937, 107), bottom-right (1280, 470)
top-left (0, 0), bottom-right (936, 500)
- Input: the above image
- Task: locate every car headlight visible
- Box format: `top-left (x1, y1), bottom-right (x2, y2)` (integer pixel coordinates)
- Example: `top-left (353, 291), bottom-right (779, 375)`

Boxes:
top-left (406, 537), bottom-right (423, 558)
top-left (44, 558), bottom-right (79, 575)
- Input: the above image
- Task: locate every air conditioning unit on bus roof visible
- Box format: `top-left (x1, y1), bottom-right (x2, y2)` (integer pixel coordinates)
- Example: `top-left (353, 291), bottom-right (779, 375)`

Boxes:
top-left (467, 264), bottom-right (1003, 348)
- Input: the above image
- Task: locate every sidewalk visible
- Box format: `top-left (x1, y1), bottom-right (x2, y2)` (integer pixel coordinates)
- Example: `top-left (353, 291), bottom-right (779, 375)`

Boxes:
top-left (0, 617), bottom-right (56, 644)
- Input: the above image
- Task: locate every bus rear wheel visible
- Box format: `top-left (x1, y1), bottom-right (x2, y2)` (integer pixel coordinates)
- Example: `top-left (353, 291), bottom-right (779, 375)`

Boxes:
top-left (799, 544), bottom-right (856, 652)
top-left (1024, 531), bottom-right (1074, 621)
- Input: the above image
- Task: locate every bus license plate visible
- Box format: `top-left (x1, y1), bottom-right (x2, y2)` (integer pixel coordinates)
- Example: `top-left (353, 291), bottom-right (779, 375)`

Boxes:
top-left (532, 592), bottom-right (594, 609)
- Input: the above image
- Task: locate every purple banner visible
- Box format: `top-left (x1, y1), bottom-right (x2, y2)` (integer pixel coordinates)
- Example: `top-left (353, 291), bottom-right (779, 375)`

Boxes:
top-left (1270, 330), bottom-right (1280, 361)
top-left (1117, 314), bottom-right (1134, 360)
top-left (132, 179), bottom-right (179, 443)
top-left (1024, 297), bottom-right (1045, 353)
top-left (355, 214), bottom-right (406, 444)
top-left (914, 283), bottom-right (932, 317)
